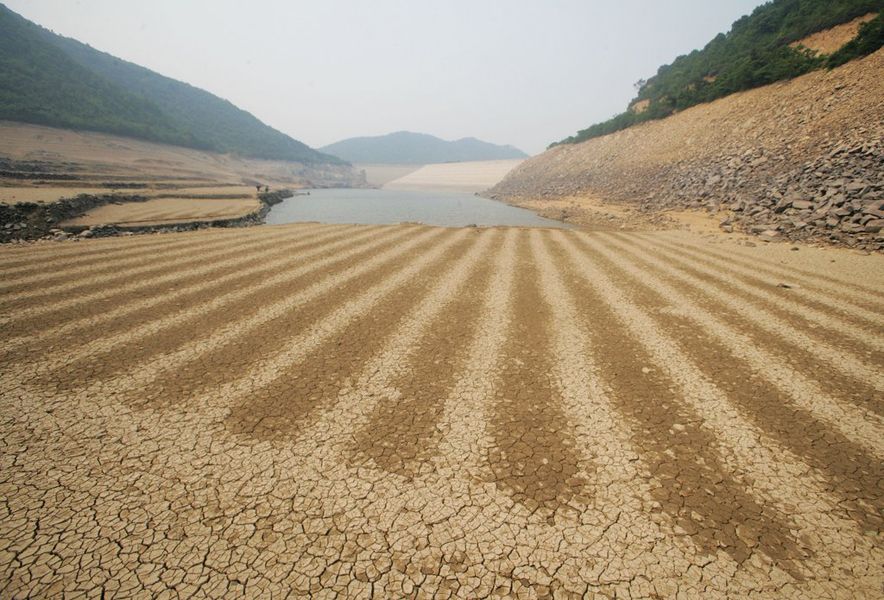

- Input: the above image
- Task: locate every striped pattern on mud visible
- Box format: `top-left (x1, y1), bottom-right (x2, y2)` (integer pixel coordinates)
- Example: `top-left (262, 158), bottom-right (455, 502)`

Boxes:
top-left (1, 224), bottom-right (882, 598)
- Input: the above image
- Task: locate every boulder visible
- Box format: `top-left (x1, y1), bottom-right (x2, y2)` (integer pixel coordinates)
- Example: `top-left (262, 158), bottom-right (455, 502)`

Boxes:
top-left (865, 219), bottom-right (884, 233)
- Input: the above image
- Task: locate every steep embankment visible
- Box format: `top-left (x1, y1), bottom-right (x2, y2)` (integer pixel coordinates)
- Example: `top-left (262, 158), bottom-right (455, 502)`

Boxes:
top-left (492, 49), bottom-right (884, 250)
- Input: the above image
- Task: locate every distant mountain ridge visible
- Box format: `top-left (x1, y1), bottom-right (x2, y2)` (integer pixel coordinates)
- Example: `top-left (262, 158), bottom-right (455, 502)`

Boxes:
top-left (0, 4), bottom-right (341, 164)
top-left (320, 131), bottom-right (528, 164)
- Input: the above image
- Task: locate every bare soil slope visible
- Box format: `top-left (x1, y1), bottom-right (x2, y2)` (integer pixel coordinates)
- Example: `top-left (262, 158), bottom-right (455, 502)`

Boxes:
top-left (791, 12), bottom-right (877, 55)
top-left (492, 49), bottom-right (884, 250)
top-left (0, 121), bottom-right (362, 190)
top-left (1, 223), bottom-right (881, 597)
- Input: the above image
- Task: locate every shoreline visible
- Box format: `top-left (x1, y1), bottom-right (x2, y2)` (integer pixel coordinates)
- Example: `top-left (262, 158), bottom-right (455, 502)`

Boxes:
top-left (0, 189), bottom-right (294, 243)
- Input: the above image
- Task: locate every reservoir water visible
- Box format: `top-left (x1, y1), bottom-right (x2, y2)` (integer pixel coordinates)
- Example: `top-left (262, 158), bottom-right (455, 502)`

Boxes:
top-left (265, 188), bottom-right (569, 228)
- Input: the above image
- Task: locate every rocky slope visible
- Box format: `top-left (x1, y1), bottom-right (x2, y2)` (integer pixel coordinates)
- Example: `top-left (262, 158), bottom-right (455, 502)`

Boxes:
top-left (491, 48), bottom-right (884, 250)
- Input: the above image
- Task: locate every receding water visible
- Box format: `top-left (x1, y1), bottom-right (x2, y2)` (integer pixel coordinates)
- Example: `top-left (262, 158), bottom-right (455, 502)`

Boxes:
top-left (265, 188), bottom-right (570, 228)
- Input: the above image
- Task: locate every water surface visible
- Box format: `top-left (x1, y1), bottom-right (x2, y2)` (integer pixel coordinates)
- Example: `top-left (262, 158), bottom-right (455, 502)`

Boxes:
top-left (266, 188), bottom-right (568, 228)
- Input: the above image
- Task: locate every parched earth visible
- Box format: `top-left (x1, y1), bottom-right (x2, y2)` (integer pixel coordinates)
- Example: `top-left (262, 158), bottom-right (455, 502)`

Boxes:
top-left (0, 223), bottom-right (882, 598)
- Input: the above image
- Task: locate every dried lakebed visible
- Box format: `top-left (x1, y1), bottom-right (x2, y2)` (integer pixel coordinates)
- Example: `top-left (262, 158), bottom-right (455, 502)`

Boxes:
top-left (1, 223), bottom-right (882, 598)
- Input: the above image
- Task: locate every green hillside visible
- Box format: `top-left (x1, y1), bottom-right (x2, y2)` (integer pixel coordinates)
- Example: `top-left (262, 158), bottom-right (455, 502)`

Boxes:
top-left (0, 4), bottom-right (341, 164)
top-left (556, 0), bottom-right (883, 146)
top-left (321, 131), bottom-right (528, 164)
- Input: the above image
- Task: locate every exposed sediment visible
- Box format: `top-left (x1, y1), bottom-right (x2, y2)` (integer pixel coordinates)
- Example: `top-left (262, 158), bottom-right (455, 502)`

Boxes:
top-left (0, 188), bottom-right (294, 242)
top-left (1, 223), bottom-right (881, 597)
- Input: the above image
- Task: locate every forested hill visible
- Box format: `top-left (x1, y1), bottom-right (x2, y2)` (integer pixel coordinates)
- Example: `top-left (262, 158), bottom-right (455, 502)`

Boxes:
top-left (320, 131), bottom-right (528, 164)
top-left (557, 0), bottom-right (883, 146)
top-left (0, 4), bottom-right (341, 164)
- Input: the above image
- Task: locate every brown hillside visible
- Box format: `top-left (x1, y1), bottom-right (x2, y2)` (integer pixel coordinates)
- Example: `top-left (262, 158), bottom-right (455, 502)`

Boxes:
top-left (0, 122), bottom-right (366, 241)
top-left (491, 48), bottom-right (884, 250)
top-left (0, 121), bottom-right (362, 190)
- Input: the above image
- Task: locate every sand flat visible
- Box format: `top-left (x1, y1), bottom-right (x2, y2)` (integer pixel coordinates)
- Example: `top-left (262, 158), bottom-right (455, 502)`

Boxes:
top-left (62, 197), bottom-right (262, 227)
top-left (0, 186), bottom-right (121, 203)
top-left (0, 184), bottom-right (257, 205)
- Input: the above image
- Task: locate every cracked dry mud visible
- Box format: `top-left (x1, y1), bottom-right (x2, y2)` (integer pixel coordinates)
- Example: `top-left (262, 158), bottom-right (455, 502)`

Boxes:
top-left (1, 223), bottom-right (882, 598)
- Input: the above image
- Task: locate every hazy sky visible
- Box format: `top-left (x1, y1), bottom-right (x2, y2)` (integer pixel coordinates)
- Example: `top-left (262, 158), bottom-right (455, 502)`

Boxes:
top-left (7, 0), bottom-right (764, 155)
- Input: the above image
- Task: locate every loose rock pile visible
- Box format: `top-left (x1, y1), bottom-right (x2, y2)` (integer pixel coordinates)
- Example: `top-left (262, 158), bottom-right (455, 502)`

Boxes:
top-left (493, 134), bottom-right (883, 250)
top-left (642, 135), bottom-right (883, 249)
top-left (0, 194), bottom-right (143, 243)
